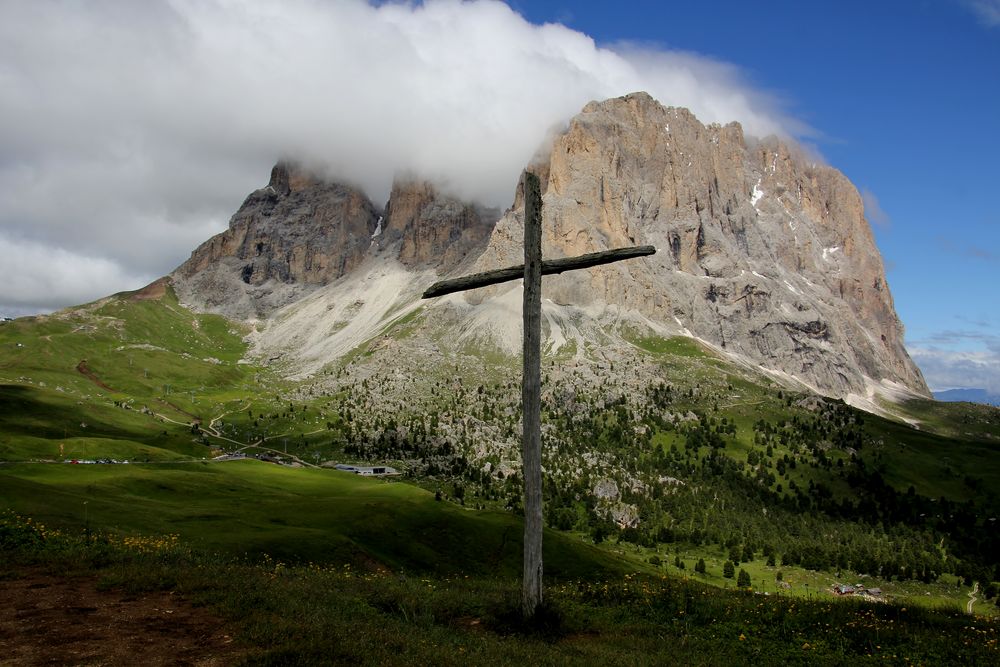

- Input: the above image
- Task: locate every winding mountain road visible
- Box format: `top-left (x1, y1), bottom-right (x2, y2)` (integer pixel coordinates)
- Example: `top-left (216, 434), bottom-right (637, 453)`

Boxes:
top-left (967, 581), bottom-right (978, 614)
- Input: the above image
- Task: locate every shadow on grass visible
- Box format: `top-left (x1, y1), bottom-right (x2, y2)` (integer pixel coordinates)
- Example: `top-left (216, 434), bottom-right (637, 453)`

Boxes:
top-left (484, 598), bottom-right (571, 641)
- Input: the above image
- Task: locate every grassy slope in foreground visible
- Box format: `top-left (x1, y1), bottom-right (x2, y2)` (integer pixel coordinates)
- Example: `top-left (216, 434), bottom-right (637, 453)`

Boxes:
top-left (0, 459), bottom-right (626, 579)
top-left (3, 510), bottom-right (998, 666)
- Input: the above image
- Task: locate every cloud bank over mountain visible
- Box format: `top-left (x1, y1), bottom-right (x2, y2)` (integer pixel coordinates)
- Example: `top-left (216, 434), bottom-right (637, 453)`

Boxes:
top-left (909, 331), bottom-right (1000, 395)
top-left (0, 0), bottom-right (800, 316)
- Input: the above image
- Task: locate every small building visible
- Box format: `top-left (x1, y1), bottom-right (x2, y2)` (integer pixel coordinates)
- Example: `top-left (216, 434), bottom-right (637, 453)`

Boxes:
top-left (335, 463), bottom-right (399, 476)
top-left (833, 584), bottom-right (856, 596)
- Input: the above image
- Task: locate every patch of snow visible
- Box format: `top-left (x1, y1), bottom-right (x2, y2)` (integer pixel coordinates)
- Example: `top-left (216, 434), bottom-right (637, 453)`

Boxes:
top-left (782, 280), bottom-right (802, 296)
top-left (751, 179), bottom-right (764, 208)
top-left (672, 316), bottom-right (692, 337)
top-left (751, 271), bottom-right (767, 280)
top-left (821, 246), bottom-right (840, 262)
top-left (369, 216), bottom-right (384, 248)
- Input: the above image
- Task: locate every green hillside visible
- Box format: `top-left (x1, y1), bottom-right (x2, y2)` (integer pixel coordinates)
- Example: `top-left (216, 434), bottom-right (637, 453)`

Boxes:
top-left (0, 459), bottom-right (624, 579)
top-left (1, 284), bottom-right (999, 615)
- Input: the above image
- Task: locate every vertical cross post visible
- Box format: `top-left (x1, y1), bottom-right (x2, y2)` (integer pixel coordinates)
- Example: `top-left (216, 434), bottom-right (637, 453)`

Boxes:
top-left (521, 171), bottom-right (543, 617)
top-left (420, 173), bottom-right (654, 621)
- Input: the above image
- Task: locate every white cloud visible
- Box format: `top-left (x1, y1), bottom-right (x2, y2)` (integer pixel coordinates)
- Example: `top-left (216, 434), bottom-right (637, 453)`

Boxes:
top-left (908, 340), bottom-right (1000, 395)
top-left (861, 188), bottom-right (891, 228)
top-left (0, 234), bottom-right (152, 316)
top-left (967, 0), bottom-right (1000, 27)
top-left (0, 0), bottom-right (802, 315)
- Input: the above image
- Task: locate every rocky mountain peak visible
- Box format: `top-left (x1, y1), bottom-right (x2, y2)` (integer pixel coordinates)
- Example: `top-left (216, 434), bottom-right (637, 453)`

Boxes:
top-left (471, 92), bottom-right (927, 398)
top-left (379, 177), bottom-right (499, 270)
top-left (171, 165), bottom-right (498, 319)
top-left (267, 161), bottom-right (292, 196)
top-left (169, 92), bottom-right (927, 401)
top-left (171, 162), bottom-right (379, 319)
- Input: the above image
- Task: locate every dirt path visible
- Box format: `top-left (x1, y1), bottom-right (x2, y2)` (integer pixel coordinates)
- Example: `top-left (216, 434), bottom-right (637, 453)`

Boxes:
top-left (207, 402), bottom-right (250, 435)
top-left (76, 360), bottom-right (116, 392)
top-left (153, 409), bottom-right (247, 450)
top-left (0, 568), bottom-right (248, 666)
top-left (157, 398), bottom-right (199, 420)
top-left (968, 581), bottom-right (979, 614)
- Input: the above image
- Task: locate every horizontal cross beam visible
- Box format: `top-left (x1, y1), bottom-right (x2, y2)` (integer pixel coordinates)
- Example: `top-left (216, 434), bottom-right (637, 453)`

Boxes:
top-left (421, 245), bottom-right (656, 299)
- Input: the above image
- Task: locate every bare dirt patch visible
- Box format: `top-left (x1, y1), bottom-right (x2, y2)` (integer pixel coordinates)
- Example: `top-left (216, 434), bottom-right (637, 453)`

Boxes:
top-left (76, 360), bottom-right (116, 393)
top-left (0, 569), bottom-right (247, 666)
top-left (130, 278), bottom-right (169, 301)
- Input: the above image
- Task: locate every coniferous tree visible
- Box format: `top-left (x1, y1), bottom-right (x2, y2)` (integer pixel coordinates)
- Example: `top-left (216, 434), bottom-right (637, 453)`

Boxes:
top-left (695, 558), bottom-right (706, 574)
top-left (723, 560), bottom-right (735, 578)
top-left (737, 568), bottom-right (752, 588)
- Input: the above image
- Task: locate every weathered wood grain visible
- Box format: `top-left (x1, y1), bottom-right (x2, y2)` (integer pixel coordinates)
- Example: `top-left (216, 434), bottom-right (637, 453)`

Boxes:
top-left (521, 171), bottom-right (543, 618)
top-left (421, 245), bottom-right (656, 299)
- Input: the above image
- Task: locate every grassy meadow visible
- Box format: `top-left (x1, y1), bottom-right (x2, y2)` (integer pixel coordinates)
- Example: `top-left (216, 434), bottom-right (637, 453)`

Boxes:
top-left (3, 506), bottom-right (998, 665)
top-left (0, 459), bottom-right (626, 579)
top-left (2, 283), bottom-right (1000, 663)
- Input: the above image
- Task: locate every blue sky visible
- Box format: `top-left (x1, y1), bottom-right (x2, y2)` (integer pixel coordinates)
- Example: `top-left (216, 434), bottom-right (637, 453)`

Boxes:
top-left (513, 0), bottom-right (1000, 392)
top-left (1, 0), bottom-right (996, 393)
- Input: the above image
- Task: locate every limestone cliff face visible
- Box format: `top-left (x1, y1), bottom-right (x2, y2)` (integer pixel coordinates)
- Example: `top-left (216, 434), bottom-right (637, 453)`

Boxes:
top-left (474, 93), bottom-right (927, 397)
top-left (378, 179), bottom-right (498, 271)
top-left (171, 164), bottom-right (498, 319)
top-left (172, 162), bottom-right (379, 319)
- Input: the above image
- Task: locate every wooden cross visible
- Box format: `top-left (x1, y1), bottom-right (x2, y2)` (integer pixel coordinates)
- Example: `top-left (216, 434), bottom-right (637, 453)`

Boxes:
top-left (422, 171), bottom-right (655, 617)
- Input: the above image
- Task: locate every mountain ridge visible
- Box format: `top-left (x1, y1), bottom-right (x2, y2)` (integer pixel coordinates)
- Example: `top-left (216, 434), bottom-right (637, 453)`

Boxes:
top-left (170, 92), bottom-right (929, 404)
top-left (934, 388), bottom-right (1000, 407)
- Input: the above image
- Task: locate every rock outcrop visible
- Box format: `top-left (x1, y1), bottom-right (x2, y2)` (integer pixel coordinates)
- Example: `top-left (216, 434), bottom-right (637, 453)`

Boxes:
top-left (172, 164), bottom-right (499, 319)
top-left (172, 162), bottom-right (379, 319)
top-left (471, 92), bottom-right (927, 397)
top-left (377, 179), bottom-right (498, 270)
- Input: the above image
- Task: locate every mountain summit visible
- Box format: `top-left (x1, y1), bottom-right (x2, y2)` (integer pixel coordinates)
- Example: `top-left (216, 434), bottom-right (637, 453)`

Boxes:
top-left (171, 92), bottom-right (928, 402)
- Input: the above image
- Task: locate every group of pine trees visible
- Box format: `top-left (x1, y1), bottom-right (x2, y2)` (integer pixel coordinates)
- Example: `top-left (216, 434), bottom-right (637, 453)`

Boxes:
top-left (314, 368), bottom-right (998, 588)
